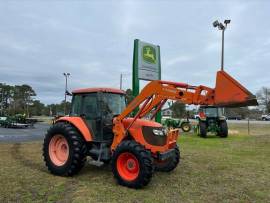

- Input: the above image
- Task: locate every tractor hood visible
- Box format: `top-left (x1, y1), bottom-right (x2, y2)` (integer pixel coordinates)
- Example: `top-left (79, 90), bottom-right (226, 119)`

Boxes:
top-left (214, 70), bottom-right (258, 107)
top-left (122, 118), bottom-right (162, 129)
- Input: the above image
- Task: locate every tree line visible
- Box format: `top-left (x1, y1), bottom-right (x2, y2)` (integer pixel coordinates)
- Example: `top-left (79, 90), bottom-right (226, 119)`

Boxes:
top-left (0, 83), bottom-right (70, 117)
top-left (0, 83), bottom-right (269, 119)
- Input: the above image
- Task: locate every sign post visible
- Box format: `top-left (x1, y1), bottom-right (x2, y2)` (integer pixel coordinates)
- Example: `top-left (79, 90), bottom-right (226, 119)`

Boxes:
top-left (132, 39), bottom-right (161, 122)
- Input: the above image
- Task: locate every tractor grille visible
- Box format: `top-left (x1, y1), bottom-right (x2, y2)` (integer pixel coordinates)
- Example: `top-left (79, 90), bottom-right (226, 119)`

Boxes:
top-left (142, 126), bottom-right (167, 146)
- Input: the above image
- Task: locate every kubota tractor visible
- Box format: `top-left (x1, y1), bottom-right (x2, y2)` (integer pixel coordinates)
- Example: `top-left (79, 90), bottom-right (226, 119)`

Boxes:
top-left (43, 70), bottom-right (257, 188)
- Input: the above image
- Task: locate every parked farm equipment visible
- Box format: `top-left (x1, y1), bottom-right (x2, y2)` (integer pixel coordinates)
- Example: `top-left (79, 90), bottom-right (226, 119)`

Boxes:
top-left (0, 114), bottom-right (37, 128)
top-left (161, 118), bottom-right (192, 132)
top-left (43, 69), bottom-right (257, 188)
top-left (195, 106), bottom-right (228, 138)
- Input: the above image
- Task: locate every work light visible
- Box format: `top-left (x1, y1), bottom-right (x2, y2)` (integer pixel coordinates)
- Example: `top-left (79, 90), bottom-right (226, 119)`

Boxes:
top-left (213, 20), bottom-right (219, 27)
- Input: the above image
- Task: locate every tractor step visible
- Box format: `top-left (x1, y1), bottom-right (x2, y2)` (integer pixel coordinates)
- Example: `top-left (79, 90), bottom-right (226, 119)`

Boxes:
top-left (88, 159), bottom-right (104, 167)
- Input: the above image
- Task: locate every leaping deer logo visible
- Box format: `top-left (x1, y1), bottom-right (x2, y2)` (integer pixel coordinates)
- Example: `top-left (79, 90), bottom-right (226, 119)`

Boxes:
top-left (143, 46), bottom-right (156, 64)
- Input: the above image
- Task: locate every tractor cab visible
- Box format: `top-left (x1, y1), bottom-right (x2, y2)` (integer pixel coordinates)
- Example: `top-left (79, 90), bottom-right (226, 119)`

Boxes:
top-left (70, 88), bottom-right (126, 142)
top-left (198, 106), bottom-right (225, 119)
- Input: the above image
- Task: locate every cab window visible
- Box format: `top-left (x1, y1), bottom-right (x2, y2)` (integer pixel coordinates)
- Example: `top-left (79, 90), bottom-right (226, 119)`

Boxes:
top-left (82, 93), bottom-right (98, 119)
top-left (71, 95), bottom-right (82, 116)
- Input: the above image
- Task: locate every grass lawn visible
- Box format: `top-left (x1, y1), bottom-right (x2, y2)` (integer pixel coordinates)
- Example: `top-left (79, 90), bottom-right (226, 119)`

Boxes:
top-left (0, 123), bottom-right (270, 203)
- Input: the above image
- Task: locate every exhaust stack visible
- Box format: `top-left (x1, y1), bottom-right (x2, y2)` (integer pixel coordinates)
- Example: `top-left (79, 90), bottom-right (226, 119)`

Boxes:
top-left (214, 70), bottom-right (258, 107)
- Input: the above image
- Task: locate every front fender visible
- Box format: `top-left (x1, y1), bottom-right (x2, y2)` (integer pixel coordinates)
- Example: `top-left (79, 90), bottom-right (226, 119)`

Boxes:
top-left (56, 117), bottom-right (93, 142)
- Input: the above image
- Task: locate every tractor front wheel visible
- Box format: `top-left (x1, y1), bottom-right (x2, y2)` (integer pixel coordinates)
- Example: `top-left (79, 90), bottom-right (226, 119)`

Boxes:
top-left (155, 145), bottom-right (180, 172)
top-left (111, 140), bottom-right (153, 188)
top-left (43, 122), bottom-right (87, 176)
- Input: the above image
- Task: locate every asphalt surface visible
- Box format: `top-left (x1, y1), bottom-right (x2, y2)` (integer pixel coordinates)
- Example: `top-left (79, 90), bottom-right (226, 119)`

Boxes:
top-left (0, 120), bottom-right (269, 143)
top-left (0, 123), bottom-right (50, 143)
top-left (189, 119), bottom-right (270, 124)
top-left (227, 120), bottom-right (270, 124)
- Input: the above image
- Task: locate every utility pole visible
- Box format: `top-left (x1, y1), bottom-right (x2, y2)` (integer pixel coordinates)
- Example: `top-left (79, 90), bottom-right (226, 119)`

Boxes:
top-left (63, 73), bottom-right (70, 115)
top-left (213, 19), bottom-right (231, 71)
top-left (120, 73), bottom-right (131, 90)
top-left (265, 88), bottom-right (269, 113)
top-left (120, 73), bottom-right (123, 90)
top-left (0, 88), bottom-right (3, 116)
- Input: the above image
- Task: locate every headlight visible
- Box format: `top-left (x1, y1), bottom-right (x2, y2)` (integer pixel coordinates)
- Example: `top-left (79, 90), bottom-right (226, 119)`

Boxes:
top-left (153, 129), bottom-right (165, 136)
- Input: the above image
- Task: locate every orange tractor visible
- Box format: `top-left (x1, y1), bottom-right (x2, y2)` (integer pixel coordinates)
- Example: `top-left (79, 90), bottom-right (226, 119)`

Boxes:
top-left (43, 70), bottom-right (257, 188)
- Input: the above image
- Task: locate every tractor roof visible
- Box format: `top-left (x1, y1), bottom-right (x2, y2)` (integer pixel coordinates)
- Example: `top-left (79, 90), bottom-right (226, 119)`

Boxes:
top-left (72, 87), bottom-right (126, 94)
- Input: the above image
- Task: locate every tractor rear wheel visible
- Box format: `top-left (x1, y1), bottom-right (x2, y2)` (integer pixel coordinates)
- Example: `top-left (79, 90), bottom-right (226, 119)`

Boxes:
top-left (198, 121), bottom-right (207, 138)
top-left (181, 122), bottom-right (191, 132)
top-left (43, 122), bottom-right (87, 176)
top-left (155, 145), bottom-right (180, 172)
top-left (218, 120), bottom-right (228, 138)
top-left (111, 140), bottom-right (153, 188)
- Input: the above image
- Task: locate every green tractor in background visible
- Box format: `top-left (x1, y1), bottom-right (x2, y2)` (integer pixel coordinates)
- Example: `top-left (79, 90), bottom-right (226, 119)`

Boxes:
top-left (196, 106), bottom-right (228, 138)
top-left (0, 114), bottom-right (37, 128)
top-left (161, 117), bottom-right (192, 132)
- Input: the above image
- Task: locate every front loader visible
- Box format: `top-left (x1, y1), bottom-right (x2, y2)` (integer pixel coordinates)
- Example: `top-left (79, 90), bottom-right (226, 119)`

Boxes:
top-left (43, 70), bottom-right (257, 188)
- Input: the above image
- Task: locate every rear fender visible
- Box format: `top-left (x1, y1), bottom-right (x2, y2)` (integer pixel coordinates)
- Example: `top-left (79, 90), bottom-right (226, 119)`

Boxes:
top-left (56, 117), bottom-right (93, 141)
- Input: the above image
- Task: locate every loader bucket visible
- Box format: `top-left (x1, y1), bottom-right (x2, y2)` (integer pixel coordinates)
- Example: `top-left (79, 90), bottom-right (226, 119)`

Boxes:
top-left (214, 70), bottom-right (258, 107)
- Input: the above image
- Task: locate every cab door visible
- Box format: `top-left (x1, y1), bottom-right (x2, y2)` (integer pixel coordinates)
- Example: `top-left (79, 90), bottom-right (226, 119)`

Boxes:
top-left (81, 93), bottom-right (102, 141)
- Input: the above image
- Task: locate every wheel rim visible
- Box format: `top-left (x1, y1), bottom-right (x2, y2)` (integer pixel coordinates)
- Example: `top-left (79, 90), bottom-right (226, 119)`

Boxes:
top-left (183, 125), bottom-right (189, 131)
top-left (117, 152), bottom-right (139, 181)
top-left (49, 134), bottom-right (69, 166)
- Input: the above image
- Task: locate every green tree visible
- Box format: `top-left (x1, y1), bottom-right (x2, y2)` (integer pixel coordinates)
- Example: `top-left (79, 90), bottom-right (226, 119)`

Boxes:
top-left (225, 107), bottom-right (249, 119)
top-left (170, 101), bottom-right (186, 118)
top-left (29, 100), bottom-right (45, 116)
top-left (125, 89), bottom-right (134, 105)
top-left (0, 83), bottom-right (13, 115)
top-left (256, 87), bottom-right (270, 113)
top-left (45, 101), bottom-right (71, 116)
top-left (13, 84), bottom-right (36, 116)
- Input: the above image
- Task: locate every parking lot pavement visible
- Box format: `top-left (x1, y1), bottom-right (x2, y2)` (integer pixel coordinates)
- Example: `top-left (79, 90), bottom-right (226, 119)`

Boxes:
top-left (0, 123), bottom-right (50, 143)
top-left (0, 120), bottom-right (269, 143)
top-left (189, 119), bottom-right (270, 125)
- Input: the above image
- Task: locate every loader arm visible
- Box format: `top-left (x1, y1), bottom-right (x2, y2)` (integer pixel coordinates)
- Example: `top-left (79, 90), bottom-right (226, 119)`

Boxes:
top-left (111, 70), bottom-right (257, 150)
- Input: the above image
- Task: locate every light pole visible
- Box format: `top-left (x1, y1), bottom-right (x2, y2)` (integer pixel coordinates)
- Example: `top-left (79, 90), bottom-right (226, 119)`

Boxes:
top-left (213, 19), bottom-right (231, 71)
top-left (119, 73), bottom-right (130, 90)
top-left (120, 73), bottom-right (123, 90)
top-left (63, 73), bottom-right (70, 115)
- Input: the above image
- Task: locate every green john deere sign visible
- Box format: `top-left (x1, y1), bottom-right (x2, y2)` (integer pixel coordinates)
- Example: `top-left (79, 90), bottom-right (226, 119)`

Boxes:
top-left (142, 45), bottom-right (156, 64)
top-left (136, 40), bottom-right (160, 81)
top-left (132, 39), bottom-right (161, 123)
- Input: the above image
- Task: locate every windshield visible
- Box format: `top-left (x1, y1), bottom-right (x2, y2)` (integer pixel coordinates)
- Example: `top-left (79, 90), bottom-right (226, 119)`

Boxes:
top-left (101, 93), bottom-right (126, 115)
top-left (204, 108), bottom-right (218, 117)
top-left (202, 107), bottom-right (223, 117)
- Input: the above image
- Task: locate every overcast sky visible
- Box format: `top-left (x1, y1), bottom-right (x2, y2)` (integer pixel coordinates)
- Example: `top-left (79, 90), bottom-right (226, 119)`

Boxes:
top-left (0, 0), bottom-right (269, 104)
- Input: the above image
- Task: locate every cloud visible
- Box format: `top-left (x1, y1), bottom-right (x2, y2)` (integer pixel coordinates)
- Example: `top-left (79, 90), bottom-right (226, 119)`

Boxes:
top-left (204, 42), bottom-right (219, 53)
top-left (165, 55), bottom-right (192, 67)
top-left (0, 0), bottom-right (269, 104)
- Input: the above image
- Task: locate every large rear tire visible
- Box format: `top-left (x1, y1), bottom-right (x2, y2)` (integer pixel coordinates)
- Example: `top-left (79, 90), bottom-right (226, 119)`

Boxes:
top-left (198, 121), bottom-right (207, 138)
top-left (111, 140), bottom-right (153, 188)
top-left (155, 145), bottom-right (180, 172)
top-left (43, 122), bottom-right (87, 176)
top-left (218, 120), bottom-right (228, 138)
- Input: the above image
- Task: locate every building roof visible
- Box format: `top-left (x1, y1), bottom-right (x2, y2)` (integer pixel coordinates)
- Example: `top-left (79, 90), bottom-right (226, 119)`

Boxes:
top-left (72, 87), bottom-right (126, 94)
